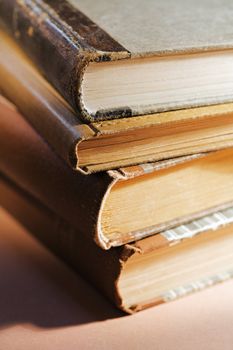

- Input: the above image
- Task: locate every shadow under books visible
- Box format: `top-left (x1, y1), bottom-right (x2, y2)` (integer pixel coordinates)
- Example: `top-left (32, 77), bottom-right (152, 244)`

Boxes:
top-left (0, 212), bottom-right (123, 329)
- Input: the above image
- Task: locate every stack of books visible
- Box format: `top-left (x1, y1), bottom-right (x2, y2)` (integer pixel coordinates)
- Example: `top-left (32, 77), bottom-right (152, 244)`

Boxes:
top-left (1, 0), bottom-right (233, 313)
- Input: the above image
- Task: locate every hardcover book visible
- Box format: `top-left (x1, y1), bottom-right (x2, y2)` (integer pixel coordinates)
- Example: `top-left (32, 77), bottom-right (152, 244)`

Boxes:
top-left (2, 31), bottom-right (233, 173)
top-left (1, 1), bottom-right (233, 120)
top-left (2, 174), bottom-right (233, 313)
top-left (1, 94), bottom-right (233, 250)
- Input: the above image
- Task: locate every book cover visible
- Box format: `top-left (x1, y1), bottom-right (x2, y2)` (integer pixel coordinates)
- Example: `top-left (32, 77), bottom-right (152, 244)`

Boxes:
top-left (2, 31), bottom-right (233, 173)
top-left (2, 89), bottom-right (233, 250)
top-left (1, 0), bottom-right (233, 120)
top-left (2, 173), bottom-right (233, 313)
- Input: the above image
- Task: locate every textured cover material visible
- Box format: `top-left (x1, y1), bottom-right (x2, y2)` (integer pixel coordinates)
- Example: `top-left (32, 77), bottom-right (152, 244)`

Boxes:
top-left (70, 0), bottom-right (233, 55)
top-left (1, 0), bottom-right (233, 120)
top-left (2, 32), bottom-right (233, 174)
top-left (2, 174), bottom-right (233, 313)
top-left (0, 0), bottom-right (128, 120)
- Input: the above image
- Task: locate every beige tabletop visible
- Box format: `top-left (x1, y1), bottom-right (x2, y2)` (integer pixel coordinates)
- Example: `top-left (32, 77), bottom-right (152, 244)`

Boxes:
top-left (0, 207), bottom-right (233, 350)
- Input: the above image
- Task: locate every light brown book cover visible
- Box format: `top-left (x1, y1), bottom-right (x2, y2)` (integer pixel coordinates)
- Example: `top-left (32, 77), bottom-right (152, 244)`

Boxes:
top-left (2, 93), bottom-right (233, 250)
top-left (2, 173), bottom-right (233, 313)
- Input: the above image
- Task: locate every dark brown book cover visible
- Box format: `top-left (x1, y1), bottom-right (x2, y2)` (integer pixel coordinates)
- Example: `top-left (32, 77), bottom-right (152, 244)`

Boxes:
top-left (0, 0), bottom-right (129, 120)
top-left (2, 31), bottom-right (233, 174)
top-left (1, 0), bottom-right (233, 120)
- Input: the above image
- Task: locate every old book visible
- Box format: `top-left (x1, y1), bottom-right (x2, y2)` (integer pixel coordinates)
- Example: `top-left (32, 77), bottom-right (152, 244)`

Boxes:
top-left (2, 32), bottom-right (233, 173)
top-left (1, 1), bottom-right (233, 121)
top-left (2, 173), bottom-right (233, 313)
top-left (1, 94), bottom-right (233, 250)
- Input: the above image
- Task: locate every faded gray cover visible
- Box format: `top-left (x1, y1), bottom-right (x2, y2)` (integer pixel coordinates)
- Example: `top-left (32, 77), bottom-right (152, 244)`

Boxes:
top-left (2, 0), bottom-right (233, 121)
top-left (70, 0), bottom-right (233, 55)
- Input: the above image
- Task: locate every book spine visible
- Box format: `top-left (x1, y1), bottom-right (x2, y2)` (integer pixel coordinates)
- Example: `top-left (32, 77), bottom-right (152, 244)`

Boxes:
top-left (3, 173), bottom-right (233, 314)
top-left (0, 88), bottom-right (115, 249)
top-left (0, 32), bottom-right (93, 170)
top-left (0, 0), bottom-right (83, 112)
top-left (0, 0), bottom-right (129, 120)
top-left (0, 174), bottom-right (126, 310)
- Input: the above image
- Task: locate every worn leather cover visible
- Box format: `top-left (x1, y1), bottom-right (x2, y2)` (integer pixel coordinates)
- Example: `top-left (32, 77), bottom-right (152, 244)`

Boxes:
top-left (2, 31), bottom-right (233, 174)
top-left (1, 0), bottom-right (233, 120)
top-left (0, 0), bottom-right (129, 120)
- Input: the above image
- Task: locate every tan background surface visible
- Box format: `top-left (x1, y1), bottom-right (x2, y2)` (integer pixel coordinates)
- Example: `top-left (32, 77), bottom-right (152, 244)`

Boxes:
top-left (0, 207), bottom-right (233, 350)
